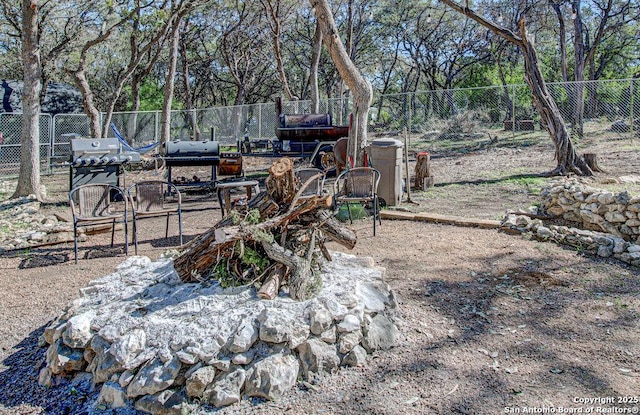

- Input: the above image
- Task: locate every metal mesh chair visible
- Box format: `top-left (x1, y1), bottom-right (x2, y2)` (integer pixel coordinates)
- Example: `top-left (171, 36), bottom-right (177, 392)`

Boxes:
top-left (333, 167), bottom-right (382, 235)
top-left (69, 184), bottom-right (128, 263)
top-left (127, 180), bottom-right (182, 255)
top-left (294, 167), bottom-right (326, 197)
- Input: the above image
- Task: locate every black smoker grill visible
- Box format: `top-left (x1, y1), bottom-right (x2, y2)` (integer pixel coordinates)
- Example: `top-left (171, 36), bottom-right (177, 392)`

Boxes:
top-left (69, 138), bottom-right (140, 190)
top-left (276, 113), bottom-right (349, 142)
top-left (163, 139), bottom-right (221, 185)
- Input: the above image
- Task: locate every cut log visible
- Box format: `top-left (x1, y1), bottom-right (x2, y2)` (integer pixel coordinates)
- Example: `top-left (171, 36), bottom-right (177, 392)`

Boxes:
top-left (257, 263), bottom-right (287, 300)
top-left (265, 157), bottom-right (296, 204)
top-left (307, 209), bottom-right (357, 249)
top-left (260, 229), bottom-right (321, 301)
top-left (414, 151), bottom-right (434, 190)
top-left (174, 193), bottom-right (333, 282)
top-left (172, 155), bottom-right (358, 299)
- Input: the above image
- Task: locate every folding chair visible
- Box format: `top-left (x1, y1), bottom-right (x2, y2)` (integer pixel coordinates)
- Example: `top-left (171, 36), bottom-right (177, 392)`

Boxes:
top-left (69, 184), bottom-right (128, 263)
top-left (294, 167), bottom-right (326, 197)
top-left (333, 167), bottom-right (382, 236)
top-left (127, 180), bottom-right (183, 255)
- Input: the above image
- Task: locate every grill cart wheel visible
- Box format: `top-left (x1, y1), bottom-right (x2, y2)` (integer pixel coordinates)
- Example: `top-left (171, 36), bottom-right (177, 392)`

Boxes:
top-left (313, 144), bottom-right (337, 176)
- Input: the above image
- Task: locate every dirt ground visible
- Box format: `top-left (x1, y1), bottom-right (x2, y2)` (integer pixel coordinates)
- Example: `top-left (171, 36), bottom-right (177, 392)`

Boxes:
top-left (0, 133), bottom-right (639, 414)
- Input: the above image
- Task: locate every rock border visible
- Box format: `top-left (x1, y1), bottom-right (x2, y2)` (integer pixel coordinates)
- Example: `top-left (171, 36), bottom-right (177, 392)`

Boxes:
top-left (39, 252), bottom-right (401, 413)
top-left (502, 178), bottom-right (640, 267)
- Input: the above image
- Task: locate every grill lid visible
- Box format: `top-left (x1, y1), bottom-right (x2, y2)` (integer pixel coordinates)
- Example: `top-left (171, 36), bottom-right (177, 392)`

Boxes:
top-left (71, 138), bottom-right (120, 156)
top-left (164, 139), bottom-right (220, 158)
top-left (70, 137), bottom-right (140, 166)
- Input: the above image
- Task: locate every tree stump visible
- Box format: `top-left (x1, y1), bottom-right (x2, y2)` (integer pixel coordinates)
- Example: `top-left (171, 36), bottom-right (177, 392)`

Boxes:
top-left (414, 151), bottom-right (434, 190)
top-left (583, 153), bottom-right (605, 173)
top-left (265, 157), bottom-right (296, 204)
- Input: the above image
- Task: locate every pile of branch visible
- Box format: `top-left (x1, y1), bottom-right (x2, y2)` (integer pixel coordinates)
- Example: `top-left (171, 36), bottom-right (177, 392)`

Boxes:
top-left (173, 157), bottom-right (357, 301)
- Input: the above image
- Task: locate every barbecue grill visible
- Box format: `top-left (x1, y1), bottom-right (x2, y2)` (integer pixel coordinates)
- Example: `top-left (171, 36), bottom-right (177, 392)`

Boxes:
top-left (69, 138), bottom-right (140, 190)
top-left (162, 139), bottom-right (244, 186)
top-left (275, 113), bottom-right (349, 142)
top-left (163, 139), bottom-right (221, 185)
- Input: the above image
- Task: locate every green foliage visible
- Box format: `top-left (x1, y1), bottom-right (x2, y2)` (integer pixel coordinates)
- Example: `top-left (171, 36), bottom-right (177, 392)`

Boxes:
top-left (240, 245), bottom-right (269, 273)
top-left (244, 209), bottom-right (261, 225)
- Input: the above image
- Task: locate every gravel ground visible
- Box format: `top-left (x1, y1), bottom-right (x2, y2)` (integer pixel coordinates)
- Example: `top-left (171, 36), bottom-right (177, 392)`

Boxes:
top-left (0, 138), bottom-right (639, 414)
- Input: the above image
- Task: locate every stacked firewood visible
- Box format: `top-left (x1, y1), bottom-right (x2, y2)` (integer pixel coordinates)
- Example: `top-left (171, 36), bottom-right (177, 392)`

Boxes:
top-left (173, 157), bottom-right (357, 301)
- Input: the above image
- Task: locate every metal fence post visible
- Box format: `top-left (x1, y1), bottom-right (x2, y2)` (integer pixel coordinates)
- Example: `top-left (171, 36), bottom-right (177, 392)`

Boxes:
top-left (630, 79), bottom-right (635, 140)
top-left (511, 84), bottom-right (516, 138)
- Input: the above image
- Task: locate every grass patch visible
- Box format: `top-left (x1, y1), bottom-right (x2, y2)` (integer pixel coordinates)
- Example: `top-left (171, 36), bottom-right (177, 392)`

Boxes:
top-left (335, 203), bottom-right (369, 222)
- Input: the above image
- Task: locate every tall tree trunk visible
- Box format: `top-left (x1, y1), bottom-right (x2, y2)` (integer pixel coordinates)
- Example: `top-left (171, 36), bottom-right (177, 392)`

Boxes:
top-left (180, 20), bottom-right (200, 140)
top-left (550, 0), bottom-right (573, 122)
top-left (496, 49), bottom-right (513, 120)
top-left (14, 0), bottom-right (43, 200)
top-left (439, 0), bottom-right (592, 176)
top-left (310, 0), bottom-right (372, 167)
top-left (69, 68), bottom-right (102, 138)
top-left (550, 1), bottom-right (570, 83)
top-left (518, 17), bottom-right (591, 175)
top-left (261, 0), bottom-right (295, 101)
top-left (309, 19), bottom-right (322, 113)
top-left (571, 1), bottom-right (585, 138)
top-left (160, 14), bottom-right (182, 148)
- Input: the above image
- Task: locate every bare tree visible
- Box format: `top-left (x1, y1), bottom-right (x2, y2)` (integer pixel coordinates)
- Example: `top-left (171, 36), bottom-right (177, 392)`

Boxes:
top-left (260, 0), bottom-right (296, 100)
top-left (309, 19), bottom-right (323, 113)
top-left (13, 0), bottom-right (42, 200)
top-left (159, 0), bottom-right (203, 147)
top-left (440, 0), bottom-right (593, 176)
top-left (160, 11), bottom-right (184, 147)
top-left (65, 7), bottom-right (137, 138)
top-left (310, 0), bottom-right (372, 167)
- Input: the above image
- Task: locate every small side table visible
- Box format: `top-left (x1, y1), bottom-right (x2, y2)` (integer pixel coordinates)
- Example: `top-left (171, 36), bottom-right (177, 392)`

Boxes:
top-left (216, 180), bottom-right (260, 217)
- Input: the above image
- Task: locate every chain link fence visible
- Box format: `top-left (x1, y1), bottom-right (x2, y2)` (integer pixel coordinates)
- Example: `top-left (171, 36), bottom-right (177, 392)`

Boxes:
top-left (0, 113), bottom-right (52, 177)
top-left (0, 78), bottom-right (637, 178)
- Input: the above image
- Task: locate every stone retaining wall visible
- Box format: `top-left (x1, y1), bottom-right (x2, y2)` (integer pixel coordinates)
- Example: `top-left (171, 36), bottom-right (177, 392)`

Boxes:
top-left (501, 178), bottom-right (640, 267)
top-left (540, 178), bottom-right (640, 241)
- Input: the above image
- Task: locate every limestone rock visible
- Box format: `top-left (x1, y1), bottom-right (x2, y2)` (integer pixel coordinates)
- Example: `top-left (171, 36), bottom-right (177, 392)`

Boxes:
top-left (536, 226), bottom-right (553, 240)
top-left (127, 356), bottom-right (182, 398)
top-left (309, 307), bottom-right (333, 335)
top-left (229, 318), bottom-right (259, 353)
top-left (98, 382), bottom-right (128, 409)
top-left (319, 326), bottom-right (337, 344)
top-left (185, 366), bottom-right (216, 398)
top-left (62, 311), bottom-right (95, 348)
top-left (342, 345), bottom-right (367, 367)
top-left (46, 339), bottom-right (85, 375)
top-left (356, 281), bottom-right (394, 313)
top-left (258, 307), bottom-right (309, 349)
top-left (231, 349), bottom-right (255, 365)
top-left (109, 328), bottom-right (146, 369)
top-left (134, 389), bottom-right (186, 415)
top-left (212, 358), bottom-right (231, 372)
top-left (337, 314), bottom-right (361, 333)
top-left (297, 338), bottom-right (340, 378)
top-left (207, 367), bottom-right (246, 408)
top-left (38, 367), bottom-right (52, 387)
top-left (362, 314), bottom-right (399, 352)
top-left (321, 297), bottom-right (348, 321)
top-left (338, 330), bottom-right (363, 354)
top-left (43, 320), bottom-right (67, 345)
top-left (245, 354), bottom-right (299, 401)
